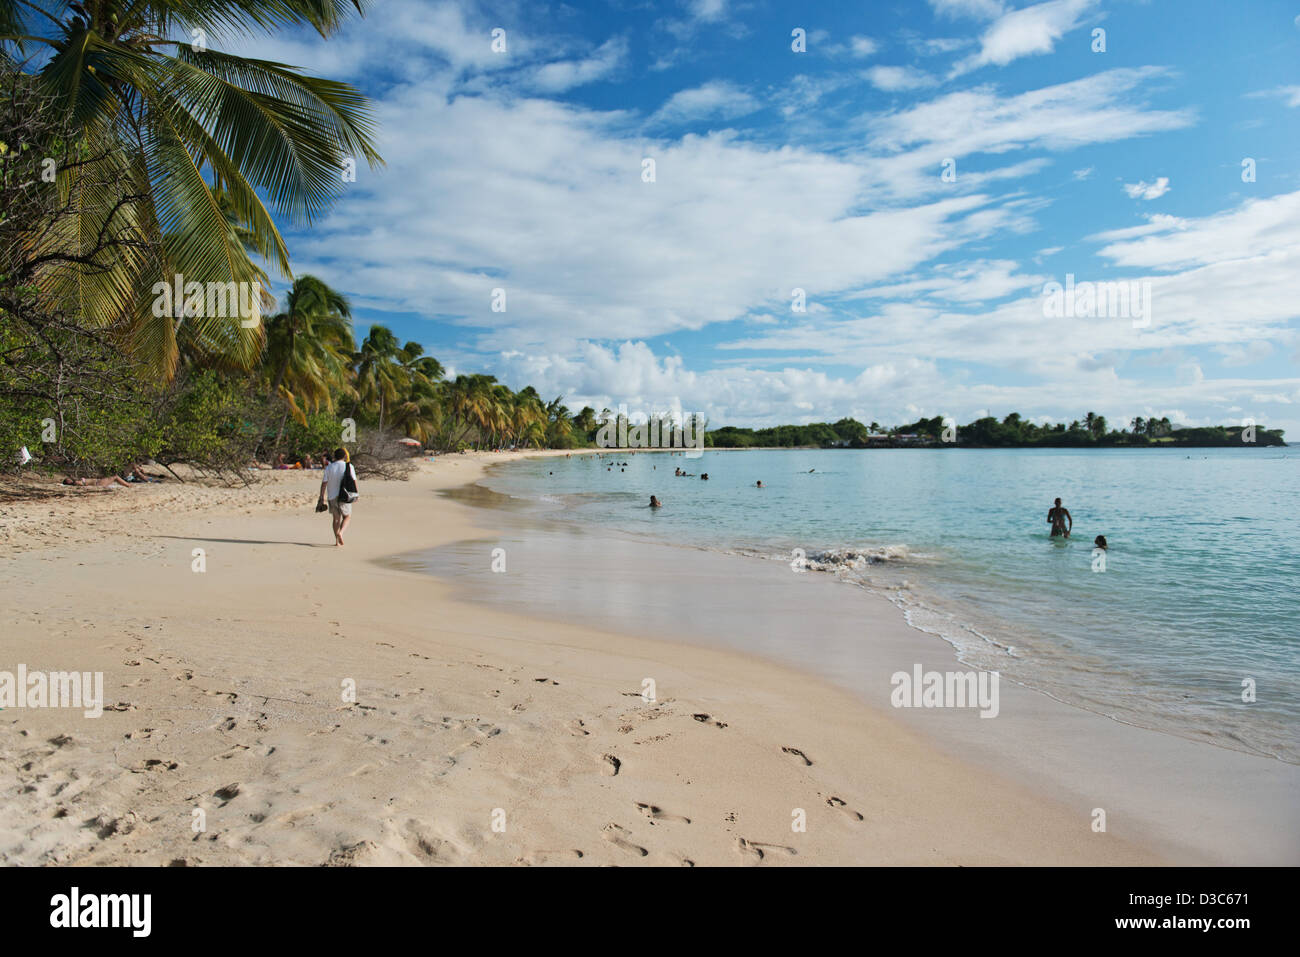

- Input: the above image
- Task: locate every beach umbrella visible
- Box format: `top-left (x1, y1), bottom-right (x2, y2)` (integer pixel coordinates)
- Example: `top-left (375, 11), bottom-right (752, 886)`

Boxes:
top-left (397, 438), bottom-right (422, 446)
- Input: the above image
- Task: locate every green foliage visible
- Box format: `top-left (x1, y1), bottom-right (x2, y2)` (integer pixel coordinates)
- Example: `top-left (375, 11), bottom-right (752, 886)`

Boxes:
top-left (156, 370), bottom-right (259, 471)
top-left (280, 408), bottom-right (348, 460)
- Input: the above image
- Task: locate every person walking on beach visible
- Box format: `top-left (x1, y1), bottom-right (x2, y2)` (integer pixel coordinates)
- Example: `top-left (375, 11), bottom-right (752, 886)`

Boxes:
top-left (318, 448), bottom-right (357, 547)
top-left (1047, 497), bottom-right (1072, 538)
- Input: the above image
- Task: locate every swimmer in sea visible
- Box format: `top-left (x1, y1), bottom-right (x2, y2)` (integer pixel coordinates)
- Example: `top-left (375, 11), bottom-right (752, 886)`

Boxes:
top-left (649, 496), bottom-right (662, 508)
top-left (756, 480), bottom-right (764, 488)
top-left (1094, 535), bottom-right (1107, 550)
top-left (1047, 497), bottom-right (1072, 538)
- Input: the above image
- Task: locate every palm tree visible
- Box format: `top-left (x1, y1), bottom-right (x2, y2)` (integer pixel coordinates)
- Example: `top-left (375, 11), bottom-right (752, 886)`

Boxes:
top-left (399, 341), bottom-right (445, 390)
top-left (573, 406), bottom-right (597, 439)
top-left (388, 341), bottom-right (445, 444)
top-left (445, 374), bottom-right (500, 449)
top-left (264, 275), bottom-right (354, 431)
top-left (1, 0), bottom-right (383, 378)
top-left (546, 397), bottom-right (573, 447)
top-left (352, 325), bottom-right (405, 433)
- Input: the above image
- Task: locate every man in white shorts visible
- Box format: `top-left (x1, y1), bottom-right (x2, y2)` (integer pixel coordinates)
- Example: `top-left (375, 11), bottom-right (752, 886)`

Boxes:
top-left (318, 448), bottom-right (354, 546)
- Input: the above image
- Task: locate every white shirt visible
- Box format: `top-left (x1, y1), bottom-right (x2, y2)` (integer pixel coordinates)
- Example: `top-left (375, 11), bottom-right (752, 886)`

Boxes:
top-left (323, 460), bottom-right (348, 500)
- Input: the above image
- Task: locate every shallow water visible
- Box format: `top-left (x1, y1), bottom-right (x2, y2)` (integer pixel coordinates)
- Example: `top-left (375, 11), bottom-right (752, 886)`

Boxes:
top-left (446, 447), bottom-right (1300, 763)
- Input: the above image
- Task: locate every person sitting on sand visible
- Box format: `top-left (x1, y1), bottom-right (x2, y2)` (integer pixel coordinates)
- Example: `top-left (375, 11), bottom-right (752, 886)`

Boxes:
top-left (63, 475), bottom-right (131, 488)
top-left (1047, 497), bottom-right (1072, 538)
top-left (1094, 535), bottom-right (1107, 550)
top-left (649, 496), bottom-right (662, 508)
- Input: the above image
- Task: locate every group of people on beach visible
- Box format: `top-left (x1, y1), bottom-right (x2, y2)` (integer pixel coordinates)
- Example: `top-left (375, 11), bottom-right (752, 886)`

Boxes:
top-left (251, 451), bottom-right (332, 470)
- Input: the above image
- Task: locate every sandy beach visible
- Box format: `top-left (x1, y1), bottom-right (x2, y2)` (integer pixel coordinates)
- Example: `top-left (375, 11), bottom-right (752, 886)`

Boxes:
top-left (0, 453), bottom-right (1169, 866)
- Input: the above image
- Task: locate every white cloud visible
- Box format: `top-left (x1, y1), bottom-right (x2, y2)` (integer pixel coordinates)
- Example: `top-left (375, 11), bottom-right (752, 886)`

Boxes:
top-left (1247, 85), bottom-right (1300, 108)
top-left (1216, 341), bottom-right (1273, 367)
top-left (864, 65), bottom-right (939, 91)
top-left (528, 37), bottom-right (627, 92)
top-left (850, 35), bottom-right (880, 57)
top-left (687, 0), bottom-right (729, 23)
top-left (929, 0), bottom-right (1007, 20)
top-left (1123, 177), bottom-right (1171, 200)
top-left (650, 81), bottom-right (762, 125)
top-left (1072, 166), bottom-right (1094, 180)
top-left (954, 0), bottom-right (1096, 74)
top-left (1089, 213), bottom-right (1185, 242)
top-left (862, 68), bottom-right (1193, 200)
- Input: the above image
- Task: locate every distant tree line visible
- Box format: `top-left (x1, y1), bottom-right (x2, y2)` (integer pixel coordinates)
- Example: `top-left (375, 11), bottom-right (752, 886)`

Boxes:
top-left (705, 413), bottom-right (1286, 448)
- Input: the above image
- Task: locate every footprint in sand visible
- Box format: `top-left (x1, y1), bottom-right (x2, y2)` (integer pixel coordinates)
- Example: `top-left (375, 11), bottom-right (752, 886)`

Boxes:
top-left (781, 746), bottom-right (813, 766)
top-left (635, 802), bottom-right (691, 824)
top-left (213, 783), bottom-right (241, 805)
top-left (568, 719), bottom-right (589, 736)
top-left (734, 837), bottom-right (798, 864)
top-left (692, 713), bottom-right (728, 729)
top-left (517, 848), bottom-right (584, 865)
top-left (325, 840), bottom-right (376, 866)
top-left (600, 753), bottom-right (621, 776)
top-left (600, 824), bottom-right (647, 857)
top-left (133, 758), bottom-right (179, 772)
top-left (826, 796), bottom-right (864, 821)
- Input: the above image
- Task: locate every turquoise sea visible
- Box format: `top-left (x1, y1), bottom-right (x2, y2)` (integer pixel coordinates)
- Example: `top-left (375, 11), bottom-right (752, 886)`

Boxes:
top-left (478, 447), bottom-right (1300, 763)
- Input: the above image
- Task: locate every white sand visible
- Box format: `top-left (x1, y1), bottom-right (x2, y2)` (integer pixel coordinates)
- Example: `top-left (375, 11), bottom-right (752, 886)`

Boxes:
top-left (0, 453), bottom-right (1160, 865)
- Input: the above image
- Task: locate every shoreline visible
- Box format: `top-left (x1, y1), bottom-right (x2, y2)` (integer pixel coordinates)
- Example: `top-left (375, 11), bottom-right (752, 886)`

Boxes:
top-left (406, 451), bottom-right (1300, 864)
top-left (448, 456), bottom-right (1297, 765)
top-left (0, 451), bottom-right (1209, 864)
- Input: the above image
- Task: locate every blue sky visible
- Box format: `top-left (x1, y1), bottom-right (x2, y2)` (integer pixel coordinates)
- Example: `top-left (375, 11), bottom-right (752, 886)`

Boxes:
top-left (238, 0), bottom-right (1300, 433)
